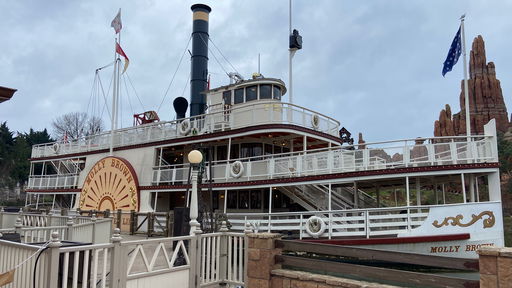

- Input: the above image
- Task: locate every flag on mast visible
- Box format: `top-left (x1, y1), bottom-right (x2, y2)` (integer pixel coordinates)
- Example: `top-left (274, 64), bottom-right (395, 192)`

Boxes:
top-left (116, 43), bottom-right (130, 73)
top-left (442, 26), bottom-right (462, 76)
top-left (111, 9), bottom-right (122, 34)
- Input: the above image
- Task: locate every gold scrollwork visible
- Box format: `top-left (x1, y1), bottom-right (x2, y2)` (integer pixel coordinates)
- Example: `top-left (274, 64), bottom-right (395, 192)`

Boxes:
top-left (432, 211), bottom-right (495, 229)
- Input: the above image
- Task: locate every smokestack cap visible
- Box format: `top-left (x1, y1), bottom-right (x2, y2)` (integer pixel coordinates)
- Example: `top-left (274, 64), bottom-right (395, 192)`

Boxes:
top-left (191, 4), bottom-right (211, 13)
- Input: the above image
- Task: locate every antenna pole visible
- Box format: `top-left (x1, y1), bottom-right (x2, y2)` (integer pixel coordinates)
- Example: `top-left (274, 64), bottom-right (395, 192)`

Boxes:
top-left (258, 53), bottom-right (260, 74)
top-left (288, 0), bottom-right (294, 105)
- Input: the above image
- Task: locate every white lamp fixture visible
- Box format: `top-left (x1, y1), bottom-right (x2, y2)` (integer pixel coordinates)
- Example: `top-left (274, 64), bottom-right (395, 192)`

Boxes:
top-left (188, 149), bottom-right (203, 164)
top-left (188, 149), bottom-right (203, 235)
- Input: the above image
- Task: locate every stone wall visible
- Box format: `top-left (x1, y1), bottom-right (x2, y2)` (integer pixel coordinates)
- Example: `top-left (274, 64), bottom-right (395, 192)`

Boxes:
top-left (478, 247), bottom-right (512, 287)
top-left (271, 269), bottom-right (397, 288)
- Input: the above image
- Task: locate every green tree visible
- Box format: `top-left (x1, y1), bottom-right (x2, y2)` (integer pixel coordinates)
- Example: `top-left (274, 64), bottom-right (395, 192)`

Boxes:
top-left (0, 122), bottom-right (15, 186)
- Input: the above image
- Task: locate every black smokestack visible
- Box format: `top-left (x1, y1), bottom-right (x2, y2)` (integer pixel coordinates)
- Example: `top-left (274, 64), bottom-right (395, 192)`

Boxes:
top-left (190, 4), bottom-right (211, 117)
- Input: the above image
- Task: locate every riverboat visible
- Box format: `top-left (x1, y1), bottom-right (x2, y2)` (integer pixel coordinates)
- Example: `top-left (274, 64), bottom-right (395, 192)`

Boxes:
top-left (25, 4), bottom-right (504, 259)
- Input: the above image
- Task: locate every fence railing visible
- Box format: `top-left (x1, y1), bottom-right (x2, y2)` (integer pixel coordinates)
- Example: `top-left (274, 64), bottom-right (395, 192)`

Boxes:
top-left (0, 211), bottom-right (112, 244)
top-left (0, 226), bottom-right (247, 288)
top-left (31, 101), bottom-right (340, 158)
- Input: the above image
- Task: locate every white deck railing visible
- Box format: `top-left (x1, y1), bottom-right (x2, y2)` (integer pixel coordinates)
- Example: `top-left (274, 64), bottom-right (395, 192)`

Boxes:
top-left (227, 205), bottom-right (430, 239)
top-left (153, 135), bottom-right (496, 185)
top-left (0, 229), bottom-right (247, 288)
top-left (27, 174), bottom-right (78, 189)
top-left (31, 101), bottom-right (340, 158)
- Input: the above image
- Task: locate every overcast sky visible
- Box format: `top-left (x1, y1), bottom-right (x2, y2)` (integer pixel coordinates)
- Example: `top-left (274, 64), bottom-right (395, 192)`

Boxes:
top-left (1, 0), bottom-right (511, 143)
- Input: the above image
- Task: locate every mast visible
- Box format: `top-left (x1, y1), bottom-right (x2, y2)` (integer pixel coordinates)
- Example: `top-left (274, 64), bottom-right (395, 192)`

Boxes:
top-left (110, 38), bottom-right (118, 155)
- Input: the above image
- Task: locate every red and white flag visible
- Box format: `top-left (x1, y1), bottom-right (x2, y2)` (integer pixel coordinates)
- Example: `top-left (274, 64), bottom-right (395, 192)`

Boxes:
top-left (111, 9), bottom-right (122, 34)
top-left (116, 43), bottom-right (130, 73)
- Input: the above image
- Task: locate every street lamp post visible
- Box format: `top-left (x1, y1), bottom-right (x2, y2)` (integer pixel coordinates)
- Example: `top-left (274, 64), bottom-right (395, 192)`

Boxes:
top-left (188, 150), bottom-right (203, 235)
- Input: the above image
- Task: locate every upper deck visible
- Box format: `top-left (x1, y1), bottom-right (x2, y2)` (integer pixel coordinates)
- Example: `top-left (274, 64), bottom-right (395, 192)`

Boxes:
top-left (31, 101), bottom-right (340, 159)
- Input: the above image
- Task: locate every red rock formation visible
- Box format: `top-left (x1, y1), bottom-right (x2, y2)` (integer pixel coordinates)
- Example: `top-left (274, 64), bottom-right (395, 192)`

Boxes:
top-left (434, 35), bottom-right (509, 136)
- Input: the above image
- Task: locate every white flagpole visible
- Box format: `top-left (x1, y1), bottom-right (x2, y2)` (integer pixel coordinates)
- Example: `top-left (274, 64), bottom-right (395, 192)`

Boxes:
top-left (460, 14), bottom-right (471, 140)
top-left (110, 38), bottom-right (118, 156)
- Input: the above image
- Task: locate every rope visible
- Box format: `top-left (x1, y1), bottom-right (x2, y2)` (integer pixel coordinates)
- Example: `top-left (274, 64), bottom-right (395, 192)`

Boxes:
top-left (0, 239), bottom-right (50, 274)
top-left (209, 37), bottom-right (240, 75)
top-left (157, 35), bottom-right (192, 114)
top-left (125, 72), bottom-right (145, 111)
top-left (97, 70), bottom-right (114, 121)
top-left (198, 34), bottom-right (230, 77)
top-left (122, 75), bottom-right (135, 120)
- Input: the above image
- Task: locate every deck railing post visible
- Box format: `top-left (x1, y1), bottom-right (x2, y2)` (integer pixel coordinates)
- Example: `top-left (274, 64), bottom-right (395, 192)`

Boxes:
top-left (219, 222), bottom-right (229, 283)
top-left (189, 231), bottom-right (202, 288)
top-left (109, 228), bottom-right (124, 288)
top-left (0, 207), bottom-right (3, 229)
top-left (14, 216), bottom-right (22, 235)
top-left (66, 216), bottom-right (74, 241)
top-left (45, 232), bottom-right (62, 288)
top-left (117, 209), bottom-right (122, 230)
top-left (91, 213), bottom-right (97, 243)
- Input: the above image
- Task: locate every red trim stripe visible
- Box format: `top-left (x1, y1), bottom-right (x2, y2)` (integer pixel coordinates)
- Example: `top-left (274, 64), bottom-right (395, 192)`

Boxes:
top-left (303, 233), bottom-right (471, 245)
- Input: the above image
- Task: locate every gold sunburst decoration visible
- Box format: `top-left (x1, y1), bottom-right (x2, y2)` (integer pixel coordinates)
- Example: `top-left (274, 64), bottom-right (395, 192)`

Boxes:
top-left (79, 156), bottom-right (139, 211)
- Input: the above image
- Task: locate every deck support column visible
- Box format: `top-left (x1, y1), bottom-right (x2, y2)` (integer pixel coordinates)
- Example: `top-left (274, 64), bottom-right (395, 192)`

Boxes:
top-left (268, 187), bottom-right (273, 233)
top-left (223, 190), bottom-right (228, 213)
top-left (469, 175), bottom-right (476, 202)
top-left (461, 174), bottom-right (467, 203)
top-left (416, 177), bottom-right (421, 206)
top-left (406, 176), bottom-right (410, 207)
top-left (376, 185), bottom-right (380, 208)
top-left (353, 182), bottom-right (358, 209)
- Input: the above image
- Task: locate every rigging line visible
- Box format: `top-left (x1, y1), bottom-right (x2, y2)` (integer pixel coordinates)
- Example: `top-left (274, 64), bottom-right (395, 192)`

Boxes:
top-left (180, 74), bottom-right (190, 98)
top-left (97, 69), bottom-right (114, 121)
top-left (86, 73), bottom-right (98, 119)
top-left (198, 34), bottom-right (230, 76)
top-left (125, 71), bottom-right (145, 111)
top-left (157, 35), bottom-right (193, 114)
top-left (122, 74), bottom-right (135, 119)
top-left (209, 37), bottom-right (240, 74)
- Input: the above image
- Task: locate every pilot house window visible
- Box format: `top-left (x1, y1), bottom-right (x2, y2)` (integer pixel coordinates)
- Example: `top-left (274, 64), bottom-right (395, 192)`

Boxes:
top-left (273, 86), bottom-right (282, 100)
top-left (234, 88), bottom-right (244, 104)
top-left (260, 85), bottom-right (272, 99)
top-left (246, 85), bottom-right (257, 102)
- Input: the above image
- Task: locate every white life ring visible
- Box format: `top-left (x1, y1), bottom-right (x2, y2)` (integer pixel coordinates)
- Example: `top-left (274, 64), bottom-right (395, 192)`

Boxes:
top-left (179, 119), bottom-right (191, 135)
top-left (305, 216), bottom-right (326, 238)
top-left (311, 114), bottom-right (320, 129)
top-left (52, 143), bottom-right (60, 153)
top-left (230, 161), bottom-right (244, 178)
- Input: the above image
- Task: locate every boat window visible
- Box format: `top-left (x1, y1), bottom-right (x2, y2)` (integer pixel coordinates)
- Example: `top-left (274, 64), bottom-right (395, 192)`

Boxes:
top-left (246, 85), bottom-right (257, 102)
top-left (264, 143), bottom-right (273, 155)
top-left (250, 190), bottom-right (262, 209)
top-left (234, 88), bottom-right (244, 104)
top-left (227, 191), bottom-right (238, 209)
top-left (241, 143), bottom-right (263, 158)
top-left (239, 191), bottom-right (250, 209)
top-left (230, 144), bottom-right (239, 159)
top-left (260, 84), bottom-right (272, 99)
top-left (223, 91), bottom-right (232, 105)
top-left (216, 145), bottom-right (227, 161)
top-left (273, 86), bottom-right (282, 100)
